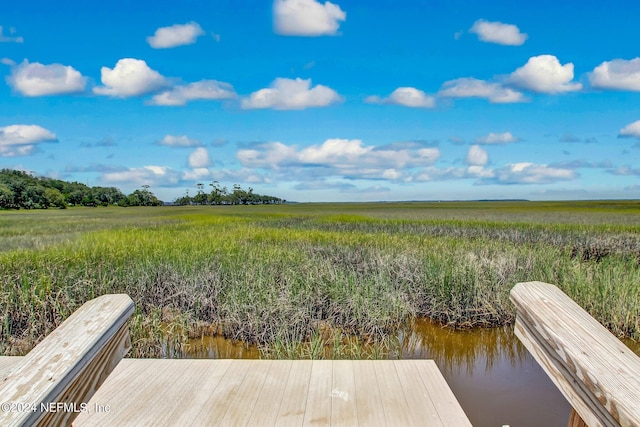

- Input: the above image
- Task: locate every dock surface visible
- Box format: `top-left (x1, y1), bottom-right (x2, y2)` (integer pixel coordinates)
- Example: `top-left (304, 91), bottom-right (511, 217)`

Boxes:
top-left (1, 357), bottom-right (470, 426)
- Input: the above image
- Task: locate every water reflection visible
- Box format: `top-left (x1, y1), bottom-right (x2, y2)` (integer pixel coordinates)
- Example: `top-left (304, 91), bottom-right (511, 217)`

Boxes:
top-left (182, 334), bottom-right (260, 359)
top-left (398, 318), bottom-right (528, 375)
top-left (398, 319), bottom-right (571, 427)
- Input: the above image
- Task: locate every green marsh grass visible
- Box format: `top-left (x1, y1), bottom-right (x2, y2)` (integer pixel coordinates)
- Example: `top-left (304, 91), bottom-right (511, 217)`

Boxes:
top-left (1, 202), bottom-right (639, 357)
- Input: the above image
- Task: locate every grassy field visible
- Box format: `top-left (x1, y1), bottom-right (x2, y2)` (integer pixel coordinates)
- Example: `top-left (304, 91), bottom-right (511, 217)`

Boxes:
top-left (1, 201), bottom-right (639, 358)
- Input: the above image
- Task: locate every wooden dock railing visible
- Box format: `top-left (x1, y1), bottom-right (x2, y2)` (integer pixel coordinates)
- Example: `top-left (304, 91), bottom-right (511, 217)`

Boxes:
top-left (510, 281), bottom-right (640, 427)
top-left (0, 294), bottom-right (134, 427)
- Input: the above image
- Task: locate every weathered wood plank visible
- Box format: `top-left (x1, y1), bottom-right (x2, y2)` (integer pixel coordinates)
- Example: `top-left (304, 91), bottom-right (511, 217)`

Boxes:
top-left (410, 359), bottom-right (473, 426)
top-left (0, 294), bottom-right (134, 427)
top-left (374, 361), bottom-right (414, 426)
top-left (0, 356), bottom-right (21, 379)
top-left (160, 359), bottom-right (233, 426)
top-left (218, 360), bottom-right (272, 426)
top-left (195, 357), bottom-right (252, 425)
top-left (275, 359), bottom-right (312, 426)
top-left (331, 360), bottom-right (358, 426)
top-left (247, 360), bottom-right (292, 426)
top-left (72, 359), bottom-right (469, 426)
top-left (303, 360), bottom-right (333, 426)
top-left (510, 281), bottom-right (640, 427)
top-left (394, 359), bottom-right (444, 426)
top-left (353, 360), bottom-right (386, 427)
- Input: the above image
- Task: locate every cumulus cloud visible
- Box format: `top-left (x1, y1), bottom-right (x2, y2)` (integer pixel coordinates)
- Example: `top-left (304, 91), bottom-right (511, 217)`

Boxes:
top-left (188, 147), bottom-right (212, 168)
top-left (158, 135), bottom-right (202, 147)
top-left (241, 77), bottom-right (341, 110)
top-left (484, 162), bottom-right (576, 184)
top-left (237, 139), bottom-right (440, 181)
top-left (100, 165), bottom-right (182, 187)
top-left (475, 132), bottom-right (518, 144)
top-left (466, 145), bottom-right (488, 166)
top-left (0, 124), bottom-right (57, 157)
top-left (149, 80), bottom-right (236, 106)
top-left (508, 55), bottom-right (582, 94)
top-left (273, 0), bottom-right (346, 36)
top-left (365, 87), bottom-right (435, 108)
top-left (619, 120), bottom-right (640, 138)
top-left (469, 19), bottom-right (527, 46)
top-left (6, 60), bottom-right (87, 96)
top-left (0, 26), bottom-right (23, 43)
top-left (94, 58), bottom-right (167, 97)
top-left (147, 22), bottom-right (205, 48)
top-left (589, 58), bottom-right (640, 91)
top-left (438, 78), bottom-right (526, 103)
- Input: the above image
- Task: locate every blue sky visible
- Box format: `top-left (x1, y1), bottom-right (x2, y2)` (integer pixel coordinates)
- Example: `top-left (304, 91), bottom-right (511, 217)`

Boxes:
top-left (1, 0), bottom-right (640, 202)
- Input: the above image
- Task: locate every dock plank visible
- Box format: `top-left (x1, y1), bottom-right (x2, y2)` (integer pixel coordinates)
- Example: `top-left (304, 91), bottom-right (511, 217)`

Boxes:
top-left (331, 360), bottom-right (358, 426)
top-left (67, 359), bottom-right (470, 426)
top-left (374, 361), bottom-right (414, 426)
top-left (247, 360), bottom-right (292, 426)
top-left (394, 360), bottom-right (444, 426)
top-left (303, 360), bottom-right (333, 426)
top-left (218, 360), bottom-right (273, 426)
top-left (353, 360), bottom-right (386, 427)
top-left (275, 359), bottom-right (312, 426)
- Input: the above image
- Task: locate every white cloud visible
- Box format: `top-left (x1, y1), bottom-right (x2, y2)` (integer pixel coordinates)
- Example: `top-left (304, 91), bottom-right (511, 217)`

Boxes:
top-left (237, 139), bottom-right (440, 182)
top-left (466, 145), bottom-right (488, 166)
top-left (241, 77), bottom-right (341, 110)
top-left (0, 26), bottom-right (23, 43)
top-left (182, 167), bottom-right (212, 181)
top-left (589, 58), bottom-right (640, 91)
top-left (188, 147), bottom-right (211, 168)
top-left (94, 58), bottom-right (167, 97)
top-left (365, 87), bottom-right (435, 108)
top-left (147, 22), bottom-right (205, 48)
top-left (236, 142), bottom-right (298, 169)
top-left (619, 120), bottom-right (640, 138)
top-left (475, 132), bottom-right (518, 144)
top-left (273, 0), bottom-right (346, 36)
top-left (0, 124), bottom-right (57, 157)
top-left (489, 162), bottom-right (576, 184)
top-left (469, 19), bottom-right (527, 46)
top-left (149, 80), bottom-right (236, 106)
top-left (508, 55), bottom-right (582, 94)
top-left (216, 168), bottom-right (271, 184)
top-left (466, 165), bottom-right (494, 178)
top-left (158, 135), bottom-right (202, 147)
top-left (100, 165), bottom-right (182, 187)
top-left (438, 78), bottom-right (526, 103)
top-left (7, 60), bottom-right (87, 96)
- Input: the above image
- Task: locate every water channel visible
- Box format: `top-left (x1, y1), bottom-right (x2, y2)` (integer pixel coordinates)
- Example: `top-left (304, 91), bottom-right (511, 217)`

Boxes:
top-left (178, 319), bottom-right (640, 427)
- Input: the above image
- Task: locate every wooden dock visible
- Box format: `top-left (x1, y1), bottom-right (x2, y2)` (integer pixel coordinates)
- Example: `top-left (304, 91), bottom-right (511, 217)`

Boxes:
top-left (0, 357), bottom-right (470, 426)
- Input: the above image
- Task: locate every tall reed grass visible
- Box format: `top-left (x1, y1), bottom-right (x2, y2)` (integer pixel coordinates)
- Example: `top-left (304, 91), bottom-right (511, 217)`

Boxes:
top-left (1, 202), bottom-right (638, 357)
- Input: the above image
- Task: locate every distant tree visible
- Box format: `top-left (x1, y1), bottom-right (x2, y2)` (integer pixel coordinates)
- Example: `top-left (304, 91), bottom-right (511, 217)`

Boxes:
top-left (0, 184), bottom-right (15, 209)
top-left (44, 188), bottom-right (66, 209)
top-left (175, 189), bottom-right (192, 206)
top-left (126, 186), bottom-right (163, 206)
top-left (193, 182), bottom-right (208, 205)
top-left (189, 181), bottom-right (283, 206)
top-left (0, 169), bottom-right (164, 209)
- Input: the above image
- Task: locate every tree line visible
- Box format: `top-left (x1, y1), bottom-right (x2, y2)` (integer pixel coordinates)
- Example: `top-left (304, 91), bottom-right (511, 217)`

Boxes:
top-left (0, 169), bottom-right (162, 209)
top-left (174, 182), bottom-right (285, 205)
